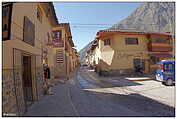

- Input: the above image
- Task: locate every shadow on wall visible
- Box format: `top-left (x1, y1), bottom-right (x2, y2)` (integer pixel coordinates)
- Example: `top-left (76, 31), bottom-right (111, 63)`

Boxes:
top-left (84, 90), bottom-right (175, 117)
top-left (96, 59), bottom-right (134, 77)
top-left (97, 38), bottom-right (150, 76)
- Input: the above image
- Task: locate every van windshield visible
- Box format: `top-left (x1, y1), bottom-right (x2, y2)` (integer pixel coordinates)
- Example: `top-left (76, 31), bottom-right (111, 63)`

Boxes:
top-left (164, 63), bottom-right (174, 71)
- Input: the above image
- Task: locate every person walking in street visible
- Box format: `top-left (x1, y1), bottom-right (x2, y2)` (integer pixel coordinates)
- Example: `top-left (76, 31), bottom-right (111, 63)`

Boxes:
top-left (44, 64), bottom-right (53, 95)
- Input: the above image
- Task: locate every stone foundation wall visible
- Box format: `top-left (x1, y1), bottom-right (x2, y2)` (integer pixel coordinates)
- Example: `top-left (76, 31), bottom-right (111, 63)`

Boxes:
top-left (13, 68), bottom-right (26, 116)
top-left (36, 67), bottom-right (44, 100)
top-left (2, 67), bottom-right (45, 116)
top-left (99, 69), bottom-right (134, 76)
top-left (3, 69), bottom-right (19, 116)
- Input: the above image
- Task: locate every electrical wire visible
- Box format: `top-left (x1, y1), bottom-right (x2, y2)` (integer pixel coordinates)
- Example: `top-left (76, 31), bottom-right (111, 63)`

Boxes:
top-left (66, 23), bottom-right (162, 29)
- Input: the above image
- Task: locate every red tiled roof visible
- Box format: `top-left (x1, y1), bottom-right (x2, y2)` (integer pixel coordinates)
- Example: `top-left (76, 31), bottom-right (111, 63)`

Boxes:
top-left (96, 29), bottom-right (172, 38)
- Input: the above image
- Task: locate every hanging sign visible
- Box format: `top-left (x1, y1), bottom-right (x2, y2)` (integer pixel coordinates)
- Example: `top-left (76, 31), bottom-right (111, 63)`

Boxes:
top-left (53, 30), bottom-right (64, 47)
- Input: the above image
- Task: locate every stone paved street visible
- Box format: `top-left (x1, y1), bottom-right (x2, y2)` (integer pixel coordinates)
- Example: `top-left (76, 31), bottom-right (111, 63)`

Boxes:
top-left (81, 67), bottom-right (175, 108)
top-left (24, 67), bottom-right (175, 117)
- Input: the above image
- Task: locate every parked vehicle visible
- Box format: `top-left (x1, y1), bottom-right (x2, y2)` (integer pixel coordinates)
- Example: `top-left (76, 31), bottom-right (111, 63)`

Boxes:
top-left (156, 59), bottom-right (175, 86)
top-left (82, 64), bottom-right (88, 67)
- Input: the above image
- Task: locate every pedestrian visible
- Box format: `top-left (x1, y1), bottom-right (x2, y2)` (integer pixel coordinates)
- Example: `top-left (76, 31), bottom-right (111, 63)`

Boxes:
top-left (44, 64), bottom-right (53, 95)
top-left (43, 64), bottom-right (48, 95)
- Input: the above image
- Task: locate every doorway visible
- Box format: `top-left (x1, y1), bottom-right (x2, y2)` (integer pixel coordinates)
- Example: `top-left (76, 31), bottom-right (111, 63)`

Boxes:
top-left (22, 56), bottom-right (33, 109)
top-left (133, 58), bottom-right (145, 71)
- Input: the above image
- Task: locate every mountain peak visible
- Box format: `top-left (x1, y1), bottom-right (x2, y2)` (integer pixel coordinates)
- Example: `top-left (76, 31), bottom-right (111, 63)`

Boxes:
top-left (110, 2), bottom-right (175, 34)
top-left (80, 2), bottom-right (175, 62)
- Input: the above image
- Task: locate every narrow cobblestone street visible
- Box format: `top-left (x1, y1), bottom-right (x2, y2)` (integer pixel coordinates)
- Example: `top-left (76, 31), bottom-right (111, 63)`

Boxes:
top-left (2, 2), bottom-right (175, 117)
top-left (24, 66), bottom-right (175, 117)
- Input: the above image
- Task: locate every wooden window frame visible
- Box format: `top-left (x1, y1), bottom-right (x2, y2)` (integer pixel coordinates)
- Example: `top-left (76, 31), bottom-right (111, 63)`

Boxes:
top-left (125, 38), bottom-right (138, 45)
top-left (23, 16), bottom-right (35, 46)
top-left (104, 38), bottom-right (111, 46)
top-left (152, 38), bottom-right (170, 44)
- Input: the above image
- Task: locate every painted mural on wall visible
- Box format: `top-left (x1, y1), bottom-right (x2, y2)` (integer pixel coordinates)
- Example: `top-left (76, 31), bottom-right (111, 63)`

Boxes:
top-left (53, 30), bottom-right (64, 47)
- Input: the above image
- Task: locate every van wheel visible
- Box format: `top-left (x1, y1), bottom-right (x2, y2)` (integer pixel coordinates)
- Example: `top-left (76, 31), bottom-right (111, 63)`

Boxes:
top-left (165, 78), bottom-right (173, 86)
top-left (162, 82), bottom-right (165, 85)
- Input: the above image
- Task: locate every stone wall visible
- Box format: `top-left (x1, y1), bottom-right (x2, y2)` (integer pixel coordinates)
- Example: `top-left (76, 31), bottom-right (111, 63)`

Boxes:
top-left (2, 69), bottom-right (18, 116)
top-left (13, 68), bottom-right (26, 116)
top-left (98, 69), bottom-right (134, 77)
top-left (36, 67), bottom-right (44, 100)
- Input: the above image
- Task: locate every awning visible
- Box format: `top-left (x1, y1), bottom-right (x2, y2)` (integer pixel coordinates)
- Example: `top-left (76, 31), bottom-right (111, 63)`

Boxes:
top-left (149, 53), bottom-right (173, 58)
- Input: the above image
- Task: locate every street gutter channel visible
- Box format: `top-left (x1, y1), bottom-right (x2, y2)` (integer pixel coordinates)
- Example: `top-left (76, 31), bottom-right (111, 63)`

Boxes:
top-left (67, 69), bottom-right (80, 116)
top-left (67, 87), bottom-right (80, 116)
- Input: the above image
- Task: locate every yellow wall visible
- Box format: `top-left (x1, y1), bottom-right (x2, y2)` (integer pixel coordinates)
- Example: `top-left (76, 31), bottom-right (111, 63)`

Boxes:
top-left (98, 34), bottom-right (149, 71)
top-left (3, 3), bottom-right (55, 68)
top-left (3, 3), bottom-right (40, 68)
top-left (52, 26), bottom-right (73, 77)
top-left (52, 26), bottom-right (65, 77)
top-left (2, 3), bottom-right (56, 115)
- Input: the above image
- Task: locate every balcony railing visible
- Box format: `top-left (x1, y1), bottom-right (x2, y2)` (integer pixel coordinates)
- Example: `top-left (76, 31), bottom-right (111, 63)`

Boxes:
top-left (148, 43), bottom-right (172, 52)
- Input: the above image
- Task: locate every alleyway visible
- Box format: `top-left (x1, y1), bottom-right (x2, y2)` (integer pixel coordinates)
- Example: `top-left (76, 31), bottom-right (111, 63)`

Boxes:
top-left (24, 66), bottom-right (175, 117)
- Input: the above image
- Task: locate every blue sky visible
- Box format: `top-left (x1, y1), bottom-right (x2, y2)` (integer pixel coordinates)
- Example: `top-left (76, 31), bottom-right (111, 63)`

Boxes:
top-left (54, 2), bottom-right (143, 51)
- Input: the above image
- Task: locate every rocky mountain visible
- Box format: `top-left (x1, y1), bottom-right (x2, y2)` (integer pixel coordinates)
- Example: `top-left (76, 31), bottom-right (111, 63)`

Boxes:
top-left (80, 2), bottom-right (175, 62)
top-left (110, 2), bottom-right (175, 33)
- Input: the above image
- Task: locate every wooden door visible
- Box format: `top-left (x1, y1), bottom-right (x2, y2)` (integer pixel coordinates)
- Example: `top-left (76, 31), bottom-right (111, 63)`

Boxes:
top-left (22, 56), bottom-right (33, 107)
top-left (133, 58), bottom-right (145, 71)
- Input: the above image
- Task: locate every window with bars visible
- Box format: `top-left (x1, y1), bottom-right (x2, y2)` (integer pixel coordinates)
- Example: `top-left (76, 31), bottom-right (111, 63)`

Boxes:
top-left (104, 38), bottom-right (111, 46)
top-left (125, 38), bottom-right (138, 45)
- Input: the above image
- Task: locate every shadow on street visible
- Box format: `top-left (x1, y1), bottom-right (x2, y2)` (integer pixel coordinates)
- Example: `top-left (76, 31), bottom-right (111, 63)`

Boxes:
top-left (83, 89), bottom-right (175, 117)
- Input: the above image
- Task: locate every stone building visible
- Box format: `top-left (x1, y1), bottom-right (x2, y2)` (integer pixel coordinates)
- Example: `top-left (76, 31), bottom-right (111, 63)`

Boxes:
top-left (2, 2), bottom-right (58, 116)
top-left (52, 23), bottom-right (79, 79)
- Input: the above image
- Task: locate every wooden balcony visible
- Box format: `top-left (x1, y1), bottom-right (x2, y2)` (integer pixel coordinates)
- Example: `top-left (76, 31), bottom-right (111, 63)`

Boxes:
top-left (148, 43), bottom-right (172, 52)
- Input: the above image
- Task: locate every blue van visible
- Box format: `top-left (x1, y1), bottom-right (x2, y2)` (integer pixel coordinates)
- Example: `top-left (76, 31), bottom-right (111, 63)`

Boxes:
top-left (156, 59), bottom-right (175, 86)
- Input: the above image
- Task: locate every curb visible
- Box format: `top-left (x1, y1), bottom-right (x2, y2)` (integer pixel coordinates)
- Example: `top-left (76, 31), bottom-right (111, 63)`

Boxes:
top-left (127, 78), bottom-right (155, 81)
